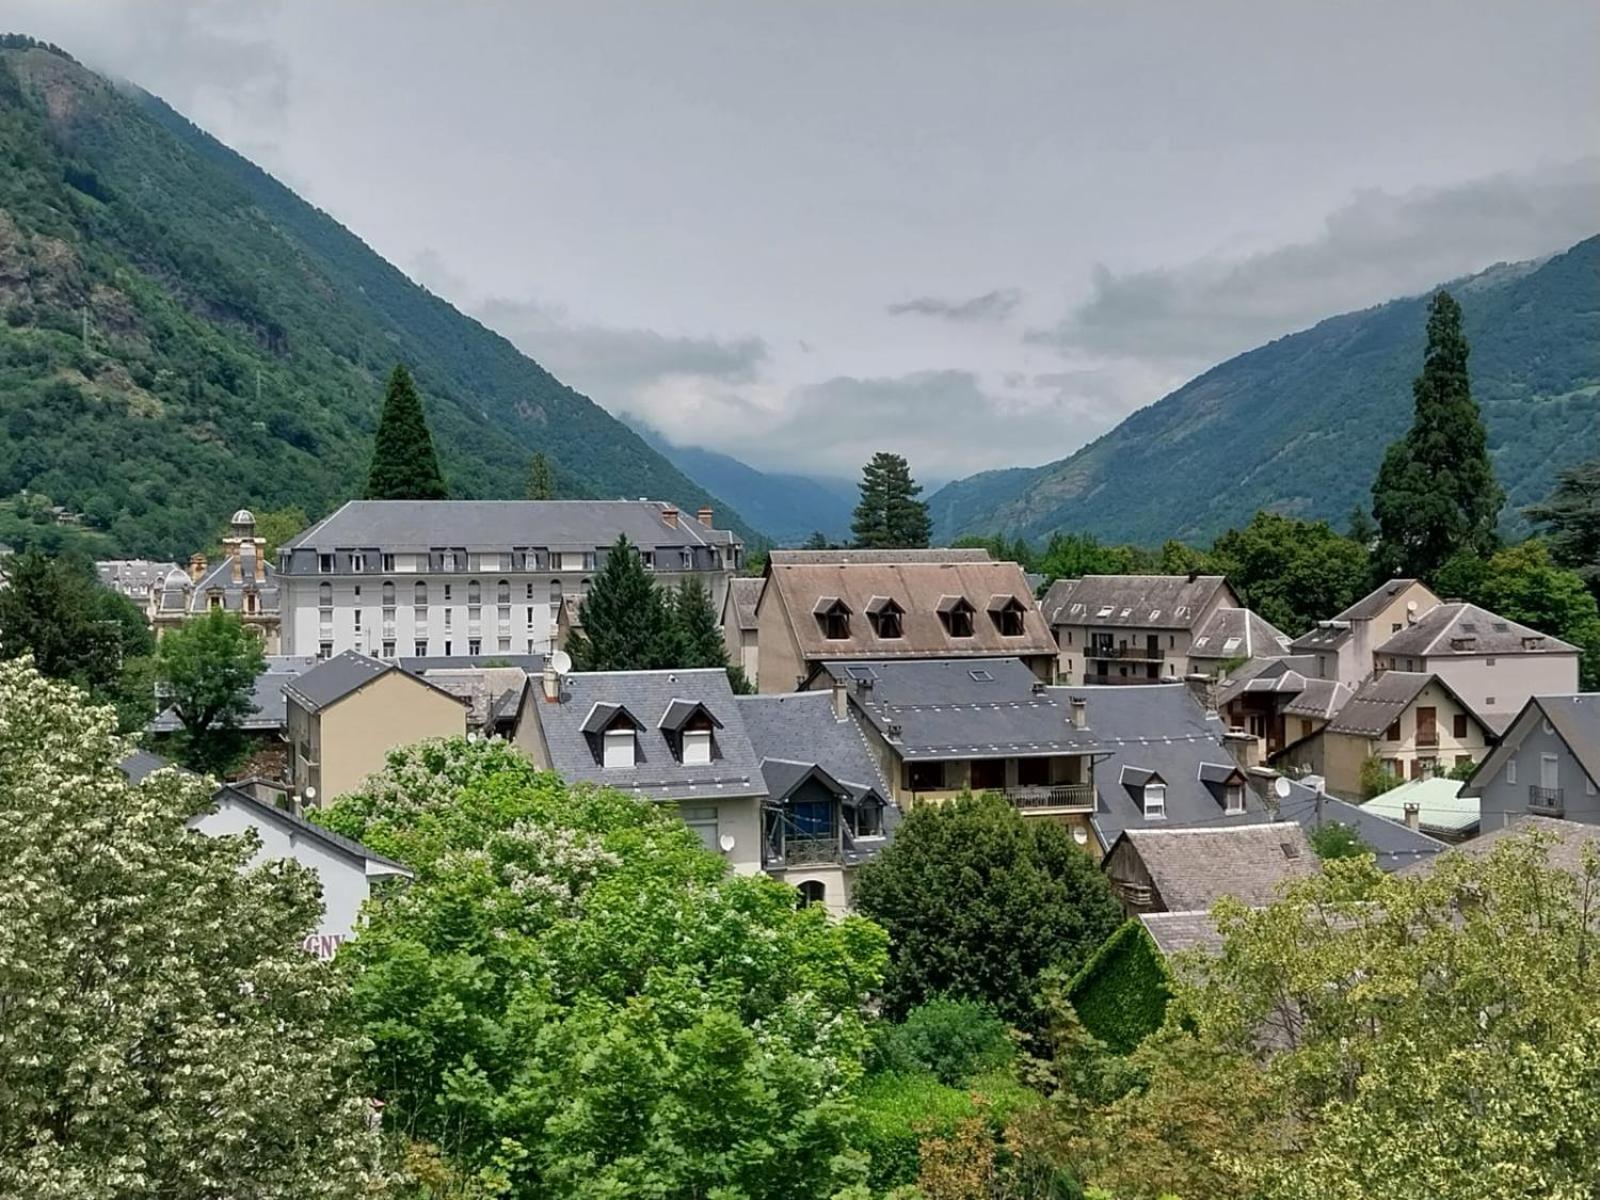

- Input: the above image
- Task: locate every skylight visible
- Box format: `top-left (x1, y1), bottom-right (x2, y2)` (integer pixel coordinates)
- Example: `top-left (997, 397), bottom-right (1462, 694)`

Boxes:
top-left (1097, 605), bottom-right (1114, 617)
top-left (968, 669), bottom-right (994, 682)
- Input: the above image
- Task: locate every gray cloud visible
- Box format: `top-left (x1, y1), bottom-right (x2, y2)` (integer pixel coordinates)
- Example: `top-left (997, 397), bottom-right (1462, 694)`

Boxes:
top-left (1031, 160), bottom-right (1600, 366)
top-left (887, 288), bottom-right (1023, 323)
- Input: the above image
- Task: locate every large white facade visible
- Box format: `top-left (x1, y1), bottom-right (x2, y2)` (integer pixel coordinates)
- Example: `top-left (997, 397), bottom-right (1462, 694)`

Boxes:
top-left (278, 500), bottom-right (740, 660)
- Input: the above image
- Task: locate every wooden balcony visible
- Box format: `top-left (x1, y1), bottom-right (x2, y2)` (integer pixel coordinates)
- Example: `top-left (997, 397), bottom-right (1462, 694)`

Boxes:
top-left (1528, 785), bottom-right (1564, 816)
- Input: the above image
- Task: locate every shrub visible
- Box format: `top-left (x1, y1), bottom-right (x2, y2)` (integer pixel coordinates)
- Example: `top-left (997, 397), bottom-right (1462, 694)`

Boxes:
top-left (854, 1070), bottom-right (1039, 1193)
top-left (873, 998), bottom-right (1015, 1085)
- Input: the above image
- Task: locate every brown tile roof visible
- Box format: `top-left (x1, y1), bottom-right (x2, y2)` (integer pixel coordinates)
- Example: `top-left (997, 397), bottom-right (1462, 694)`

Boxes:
top-left (1375, 601), bottom-right (1578, 657)
top-left (1326, 670), bottom-right (1490, 737)
top-left (1041, 574), bottom-right (1232, 630)
top-left (1116, 823), bottom-right (1319, 910)
top-left (767, 558), bottom-right (1056, 661)
top-left (727, 577), bottom-right (763, 631)
top-left (768, 548), bottom-right (993, 566)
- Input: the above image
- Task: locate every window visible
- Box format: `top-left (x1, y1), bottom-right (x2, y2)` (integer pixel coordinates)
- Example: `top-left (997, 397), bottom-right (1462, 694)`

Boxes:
top-left (208, 593), bottom-right (223, 611)
top-left (382, 553), bottom-right (395, 572)
top-left (1456, 754), bottom-right (1473, 770)
top-left (1452, 713), bottom-right (1468, 739)
top-left (549, 579), bottom-right (563, 604)
top-left (603, 728), bottom-right (635, 769)
top-left (498, 637), bottom-right (511, 653)
top-left (444, 609), bottom-right (453, 629)
top-left (1507, 757), bottom-right (1517, 784)
top-left (816, 600), bottom-right (851, 640)
top-left (497, 579), bottom-right (511, 604)
top-left (989, 599), bottom-right (1026, 637)
top-left (969, 759), bottom-right (1005, 791)
top-left (318, 553), bottom-right (334, 573)
top-left (641, 551), bottom-right (654, 570)
top-left (468, 638), bottom-right (481, 655)
top-left (441, 552), bottom-right (457, 572)
top-left (1143, 783), bottom-right (1166, 820)
top-left (939, 598), bottom-right (975, 638)
top-left (414, 581), bottom-right (428, 607)
top-left (1225, 784), bottom-right (1245, 815)
top-left (1066, 630), bottom-right (1073, 646)
top-left (443, 583), bottom-right (452, 602)
top-left (526, 582), bottom-right (535, 600)
top-left (351, 553), bottom-right (366, 573)
top-left (681, 805), bottom-right (720, 852)
top-left (318, 641), bottom-right (333, 660)
top-left (468, 580), bottom-right (481, 605)
top-left (868, 601), bottom-right (904, 639)
top-left (682, 728), bottom-right (713, 765)
top-left (1415, 706), bottom-right (1437, 746)
top-left (354, 610), bottom-right (363, 630)
top-left (414, 640), bottom-right (427, 657)
top-left (1169, 634), bottom-right (1176, 649)
top-left (1392, 622), bottom-right (1402, 633)
top-left (1486, 656), bottom-right (1496, 667)
top-left (382, 581), bottom-right (395, 606)
top-left (381, 640), bottom-right (395, 658)
top-left (796, 880), bottom-right (826, 908)
top-left (1384, 719), bottom-right (1401, 741)
top-left (526, 606), bottom-right (536, 628)
top-left (907, 761), bottom-right (946, 791)
top-left (318, 582), bottom-right (333, 610)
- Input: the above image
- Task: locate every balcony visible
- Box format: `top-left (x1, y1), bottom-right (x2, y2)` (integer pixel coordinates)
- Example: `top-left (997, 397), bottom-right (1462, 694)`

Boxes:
top-left (1528, 785), bottom-right (1564, 816)
top-left (769, 834), bottom-right (843, 866)
top-left (1005, 783), bottom-right (1095, 813)
top-left (1089, 644), bottom-right (1163, 661)
top-left (1416, 732), bottom-right (1439, 748)
top-left (1084, 673), bottom-right (1160, 686)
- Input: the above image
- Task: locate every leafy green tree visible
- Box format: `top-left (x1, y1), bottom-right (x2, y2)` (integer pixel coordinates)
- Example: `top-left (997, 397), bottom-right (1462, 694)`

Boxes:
top-left (1035, 532), bottom-right (1152, 586)
top-left (319, 739), bottom-right (889, 1198)
top-left (803, 530), bottom-right (831, 550)
top-left (0, 658), bottom-right (380, 1197)
top-left (1056, 839), bottom-right (1600, 1199)
top-left (1434, 540), bottom-right (1600, 689)
top-left (1306, 819), bottom-right (1371, 860)
top-left (566, 535), bottom-right (677, 671)
top-left (209, 505), bottom-right (308, 560)
top-left (1526, 456), bottom-right (1600, 600)
top-left (525, 451), bottom-right (556, 500)
top-left (1346, 503), bottom-right (1378, 548)
top-left (1371, 291), bottom-right (1503, 580)
top-left (1207, 510), bottom-right (1369, 636)
top-left (364, 364), bottom-right (448, 500)
top-left (1359, 754), bottom-right (1400, 800)
top-left (953, 533), bottom-right (1037, 571)
top-left (852, 451), bottom-right (932, 549)
top-left (0, 549), bottom-right (154, 726)
top-left (872, 999), bottom-right (1015, 1086)
top-left (854, 792), bottom-right (1123, 1030)
top-left (155, 609), bottom-right (267, 774)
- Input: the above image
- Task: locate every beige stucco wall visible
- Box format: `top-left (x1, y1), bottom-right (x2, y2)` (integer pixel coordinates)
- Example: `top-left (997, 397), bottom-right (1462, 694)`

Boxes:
top-left (315, 672), bottom-right (468, 802)
top-left (1055, 623), bottom-right (1192, 686)
top-left (1415, 653), bottom-right (1580, 724)
top-left (1314, 679), bottom-right (1491, 799)
top-left (754, 587), bottom-right (808, 693)
top-left (771, 863), bottom-right (854, 916)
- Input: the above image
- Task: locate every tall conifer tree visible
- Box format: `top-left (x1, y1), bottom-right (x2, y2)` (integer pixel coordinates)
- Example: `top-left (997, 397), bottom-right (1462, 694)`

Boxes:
top-left (671, 576), bottom-right (729, 670)
top-left (851, 452), bottom-right (932, 549)
top-left (567, 536), bottom-right (676, 671)
top-left (364, 365), bottom-right (448, 500)
top-left (525, 452), bottom-right (556, 500)
top-left (1370, 291), bottom-right (1502, 580)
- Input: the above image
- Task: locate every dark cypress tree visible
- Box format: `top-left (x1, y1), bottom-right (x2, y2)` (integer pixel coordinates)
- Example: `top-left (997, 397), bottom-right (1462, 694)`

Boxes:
top-left (364, 365), bottom-right (448, 500)
top-left (525, 452), bottom-right (556, 501)
top-left (851, 452), bottom-right (932, 549)
top-left (567, 536), bottom-right (676, 671)
top-left (1370, 291), bottom-right (1502, 580)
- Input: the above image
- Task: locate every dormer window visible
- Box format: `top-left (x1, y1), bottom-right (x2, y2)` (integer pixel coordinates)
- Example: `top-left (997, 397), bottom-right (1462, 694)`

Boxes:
top-left (603, 728), bottom-right (636, 768)
top-left (866, 596), bottom-right (904, 639)
top-left (987, 595), bottom-right (1027, 637)
top-left (582, 702), bottom-right (642, 768)
top-left (938, 595), bottom-right (976, 639)
top-left (1225, 784), bottom-right (1244, 814)
top-left (1143, 783), bottom-right (1166, 820)
top-left (659, 698), bottom-right (724, 764)
top-left (814, 597), bottom-right (852, 640)
top-left (683, 728), bottom-right (712, 765)
top-left (1123, 766), bottom-right (1167, 819)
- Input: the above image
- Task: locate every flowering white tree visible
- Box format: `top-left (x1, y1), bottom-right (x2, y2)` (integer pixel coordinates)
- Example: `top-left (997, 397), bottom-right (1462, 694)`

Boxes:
top-left (0, 658), bottom-right (381, 1198)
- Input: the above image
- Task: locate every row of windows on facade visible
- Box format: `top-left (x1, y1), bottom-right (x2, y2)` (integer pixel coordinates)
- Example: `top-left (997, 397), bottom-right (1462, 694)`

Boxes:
top-left (313, 548), bottom-right (706, 574)
top-left (316, 637), bottom-right (536, 660)
top-left (816, 597), bottom-right (1028, 641)
top-left (1381, 708), bottom-right (1471, 743)
top-left (318, 579), bottom-right (572, 608)
top-left (1055, 629), bottom-right (1180, 651)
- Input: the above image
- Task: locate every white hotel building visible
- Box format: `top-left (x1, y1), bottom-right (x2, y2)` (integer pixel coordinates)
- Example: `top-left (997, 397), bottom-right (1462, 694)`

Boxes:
top-left (277, 500), bottom-right (741, 660)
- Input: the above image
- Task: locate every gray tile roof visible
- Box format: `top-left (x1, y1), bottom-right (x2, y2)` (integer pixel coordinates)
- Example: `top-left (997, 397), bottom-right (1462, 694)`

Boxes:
top-left (1325, 670), bottom-right (1478, 737)
top-left (119, 749), bottom-right (185, 783)
top-left (149, 655), bottom-right (318, 734)
top-left (1138, 909), bottom-right (1226, 956)
top-left (1189, 607), bottom-right (1292, 660)
top-left (1398, 813), bottom-right (1600, 880)
top-left (1375, 601), bottom-right (1578, 658)
top-left (537, 668), bottom-right (766, 802)
top-left (1082, 684), bottom-right (1270, 845)
top-left (284, 651), bottom-right (469, 714)
top-left (207, 786), bottom-right (412, 875)
top-left (1214, 655), bottom-right (1319, 706)
top-left (151, 555), bottom-right (279, 617)
top-left (727, 577), bottom-right (763, 631)
top-left (1275, 782), bottom-right (1446, 871)
top-left (1336, 578), bottom-right (1425, 624)
top-left (1282, 678), bottom-right (1353, 720)
top-left (819, 657), bottom-right (1100, 761)
top-left (420, 667), bottom-right (532, 729)
top-left (1113, 823), bottom-right (1318, 910)
top-left (1461, 694), bottom-right (1600, 799)
top-left (96, 559), bottom-right (182, 598)
top-left (1041, 574), bottom-right (1232, 630)
top-left (736, 690), bottom-right (892, 799)
top-left (282, 500), bottom-right (736, 555)
top-left (768, 548), bottom-right (993, 565)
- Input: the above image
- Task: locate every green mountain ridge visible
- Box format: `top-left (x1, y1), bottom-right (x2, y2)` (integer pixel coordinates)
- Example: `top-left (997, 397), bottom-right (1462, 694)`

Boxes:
top-left (930, 236), bottom-right (1600, 546)
top-left (0, 38), bottom-right (755, 557)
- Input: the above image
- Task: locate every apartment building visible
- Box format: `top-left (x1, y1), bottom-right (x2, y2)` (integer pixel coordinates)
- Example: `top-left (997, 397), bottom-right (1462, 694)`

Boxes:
top-left (1041, 574), bottom-right (1242, 685)
top-left (1289, 578), bottom-right (1440, 686)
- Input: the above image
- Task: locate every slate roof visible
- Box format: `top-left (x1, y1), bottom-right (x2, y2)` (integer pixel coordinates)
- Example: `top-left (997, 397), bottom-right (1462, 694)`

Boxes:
top-left (149, 655), bottom-right (317, 734)
top-left (1282, 679), bottom-right (1354, 720)
top-left (1337, 578), bottom-right (1427, 624)
top-left (1363, 777), bottom-right (1479, 837)
top-left (727, 577), bottom-right (763, 631)
top-left (119, 749), bottom-right (185, 784)
top-left (282, 500), bottom-right (736, 555)
top-left (767, 558), bottom-right (1055, 662)
top-left (1082, 684), bottom-right (1270, 845)
top-left (1275, 782), bottom-right (1446, 872)
top-left (1138, 910), bottom-right (1226, 956)
top-left (819, 657), bottom-right (1099, 761)
top-left (155, 553), bottom-right (279, 617)
top-left (736, 690), bottom-right (892, 800)
top-left (1214, 655), bottom-right (1319, 706)
top-left (537, 668), bottom-right (766, 802)
top-left (1398, 814), bottom-right (1600, 880)
top-left (283, 651), bottom-right (468, 714)
top-left (768, 548), bottom-right (993, 565)
top-left (1460, 693), bottom-right (1600, 797)
top-left (96, 559), bottom-right (181, 599)
top-left (1375, 601), bottom-right (1577, 658)
top-left (1189, 607), bottom-right (1293, 661)
top-left (1326, 671), bottom-right (1452, 737)
top-left (204, 785), bottom-right (412, 875)
top-left (1112, 823), bottom-right (1318, 910)
top-left (1041, 574), bottom-right (1232, 630)
top-left (420, 667), bottom-right (532, 729)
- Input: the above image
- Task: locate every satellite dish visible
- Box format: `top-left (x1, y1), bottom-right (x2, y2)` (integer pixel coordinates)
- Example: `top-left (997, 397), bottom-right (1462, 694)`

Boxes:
top-left (1406, 600), bottom-right (1418, 612)
top-left (550, 649), bottom-right (573, 675)
top-left (718, 832), bottom-right (736, 853)
top-left (1071, 826), bottom-right (1089, 846)
top-left (304, 786), bottom-right (317, 803)
top-left (1273, 776), bottom-right (1292, 800)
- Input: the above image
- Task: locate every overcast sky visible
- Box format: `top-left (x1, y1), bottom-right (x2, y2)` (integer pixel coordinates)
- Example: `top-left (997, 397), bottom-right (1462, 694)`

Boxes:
top-left (11, 1), bottom-right (1599, 483)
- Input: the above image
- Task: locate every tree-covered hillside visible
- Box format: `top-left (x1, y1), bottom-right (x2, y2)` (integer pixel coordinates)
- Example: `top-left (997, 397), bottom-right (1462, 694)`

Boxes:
top-left (932, 236), bottom-right (1600, 545)
top-left (0, 39), bottom-right (752, 557)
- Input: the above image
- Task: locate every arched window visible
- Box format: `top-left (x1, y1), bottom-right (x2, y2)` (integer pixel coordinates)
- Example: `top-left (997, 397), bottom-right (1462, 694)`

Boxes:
top-left (468, 580), bottom-right (481, 605)
top-left (796, 880), bottom-right (826, 908)
top-left (318, 582), bottom-right (332, 608)
top-left (497, 579), bottom-right (511, 604)
top-left (382, 581), bottom-right (395, 606)
top-left (414, 581), bottom-right (428, 607)
top-left (549, 579), bottom-right (563, 603)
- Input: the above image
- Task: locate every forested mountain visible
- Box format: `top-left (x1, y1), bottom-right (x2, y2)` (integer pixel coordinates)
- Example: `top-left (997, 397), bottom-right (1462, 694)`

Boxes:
top-left (931, 236), bottom-right (1600, 545)
top-left (0, 38), bottom-right (752, 557)
top-left (635, 426), bottom-right (854, 545)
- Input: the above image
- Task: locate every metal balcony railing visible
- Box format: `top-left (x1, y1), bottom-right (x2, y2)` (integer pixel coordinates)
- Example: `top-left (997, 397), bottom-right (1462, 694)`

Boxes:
top-left (1528, 785), bottom-right (1564, 815)
top-left (1005, 783), bottom-right (1096, 811)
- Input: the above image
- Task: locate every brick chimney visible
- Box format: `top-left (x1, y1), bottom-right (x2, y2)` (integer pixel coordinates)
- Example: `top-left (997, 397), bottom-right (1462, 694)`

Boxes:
top-left (1223, 728), bottom-right (1259, 771)
top-left (697, 506), bottom-right (714, 528)
top-left (662, 505), bottom-right (679, 528)
top-left (541, 660), bottom-right (561, 703)
top-left (188, 553), bottom-right (207, 582)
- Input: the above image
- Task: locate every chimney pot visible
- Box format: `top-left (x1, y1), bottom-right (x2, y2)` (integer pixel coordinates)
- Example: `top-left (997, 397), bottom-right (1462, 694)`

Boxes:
top-left (1068, 695), bottom-right (1087, 729)
top-left (662, 505), bottom-right (679, 528)
top-left (188, 553), bottom-right (207, 582)
top-left (1403, 801), bottom-right (1421, 831)
top-left (832, 676), bottom-right (849, 719)
top-left (697, 506), bottom-right (714, 528)
top-left (541, 660), bottom-right (560, 703)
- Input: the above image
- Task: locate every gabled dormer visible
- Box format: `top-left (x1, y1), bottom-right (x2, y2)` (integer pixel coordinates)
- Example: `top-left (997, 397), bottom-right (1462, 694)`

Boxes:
top-left (1198, 762), bottom-right (1248, 815)
top-left (580, 702), bottom-right (643, 768)
top-left (658, 698), bottom-right (723, 765)
top-left (1121, 766), bottom-right (1168, 820)
top-left (937, 594), bottom-right (976, 639)
top-left (865, 595), bottom-right (905, 640)
top-left (814, 596), bottom-right (852, 640)
top-left (986, 594), bottom-right (1029, 637)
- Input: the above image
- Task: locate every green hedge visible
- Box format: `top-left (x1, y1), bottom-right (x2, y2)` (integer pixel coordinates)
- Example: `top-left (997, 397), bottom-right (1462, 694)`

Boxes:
top-left (1065, 919), bottom-right (1172, 1054)
top-left (854, 1069), bottom-right (1040, 1192)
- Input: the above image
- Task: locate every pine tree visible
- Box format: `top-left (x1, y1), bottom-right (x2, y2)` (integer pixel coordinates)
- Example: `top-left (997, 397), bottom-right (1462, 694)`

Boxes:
top-left (526, 452), bottom-right (556, 501)
top-left (851, 452), bottom-right (932, 549)
top-left (364, 364), bottom-right (448, 500)
top-left (1370, 291), bottom-right (1502, 580)
top-left (567, 536), bottom-right (676, 671)
top-left (671, 576), bottom-right (729, 669)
